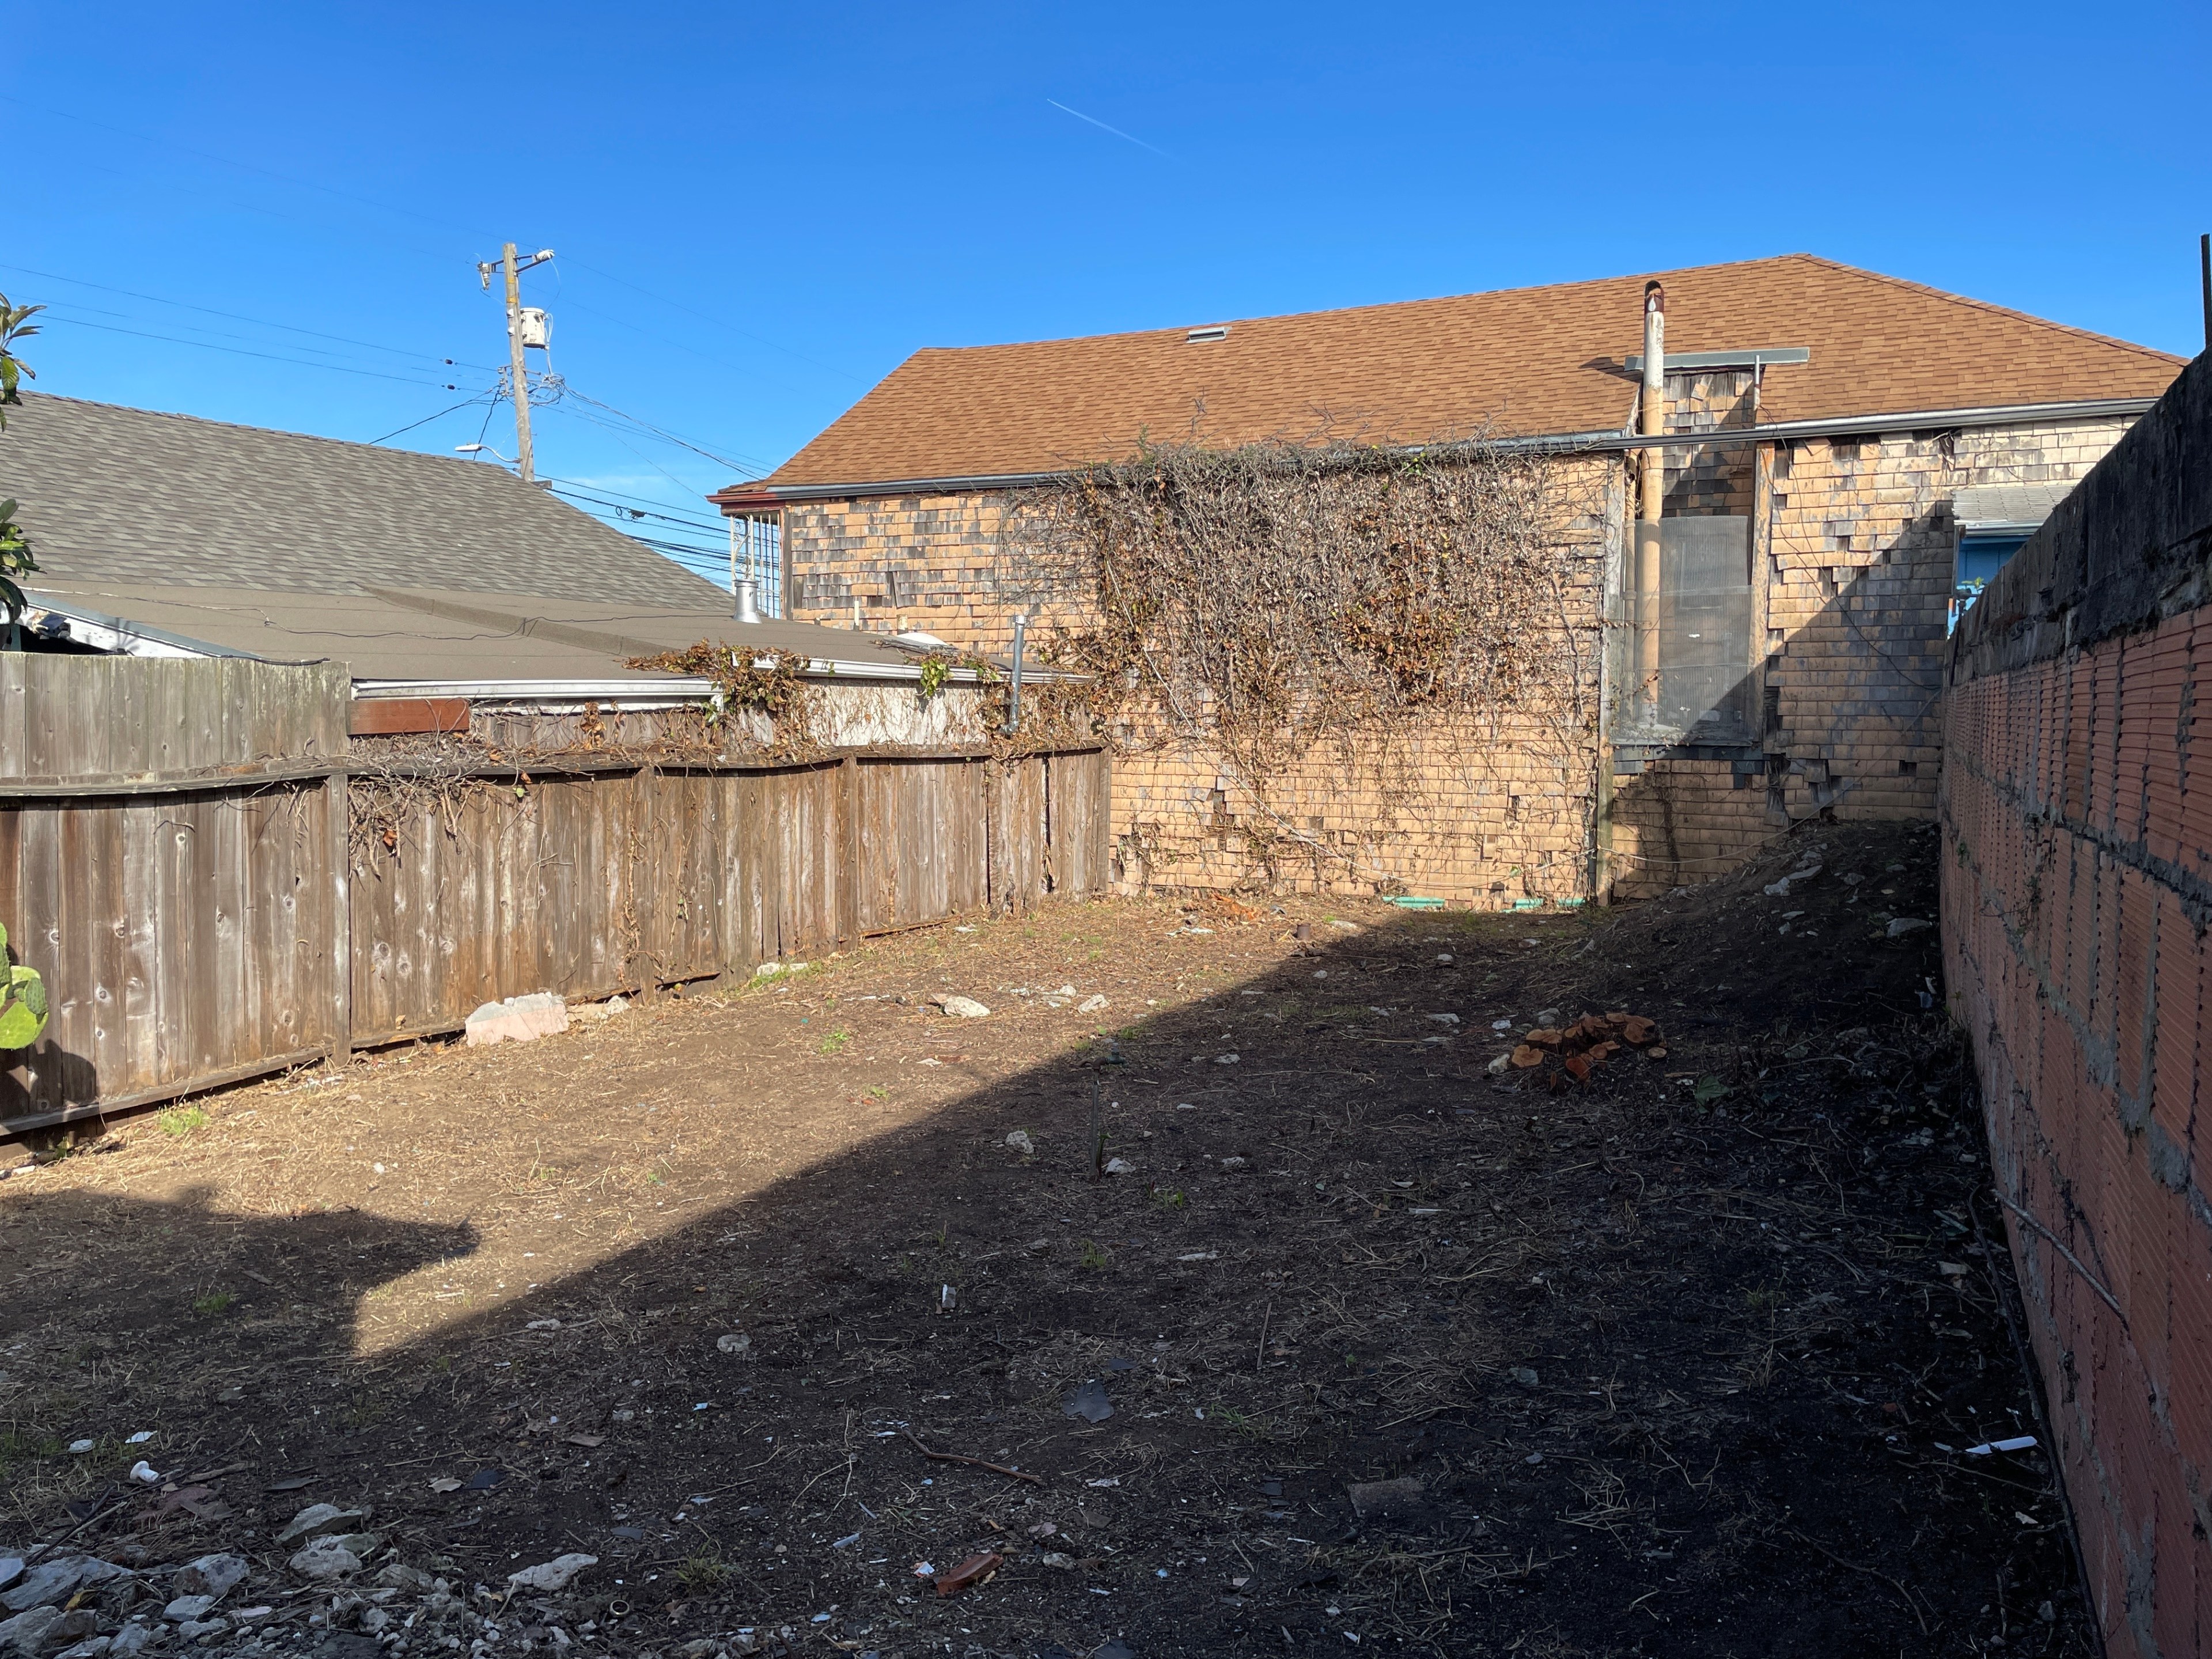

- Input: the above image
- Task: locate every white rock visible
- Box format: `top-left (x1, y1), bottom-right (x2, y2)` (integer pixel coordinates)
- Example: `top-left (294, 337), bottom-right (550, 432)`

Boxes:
top-left (936, 995), bottom-right (990, 1019)
top-left (464, 991), bottom-right (569, 1047)
top-left (1078, 994), bottom-right (1108, 1013)
top-left (1427, 1013), bottom-right (1460, 1025)
top-left (1487, 1054), bottom-right (1512, 1075)
top-left (277, 1503), bottom-right (364, 1547)
top-left (1005, 1130), bottom-right (1036, 1157)
top-left (1887, 917), bottom-right (1932, 937)
top-left (1214, 1052), bottom-right (1239, 1065)
top-left (1103, 1157), bottom-right (1138, 1176)
top-left (163, 1596), bottom-right (216, 1623)
top-left (66, 1440), bottom-right (94, 1455)
top-left (716, 1332), bottom-right (751, 1355)
top-left (1435, 953), bottom-right (1455, 963)
top-left (506, 1554), bottom-right (598, 1593)
top-left (1056, 984), bottom-right (1076, 997)
top-left (287, 1540), bottom-right (362, 1583)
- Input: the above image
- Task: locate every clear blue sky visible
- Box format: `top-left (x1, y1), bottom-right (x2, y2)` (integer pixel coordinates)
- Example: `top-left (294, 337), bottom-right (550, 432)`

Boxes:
top-left (7, 1), bottom-right (2208, 584)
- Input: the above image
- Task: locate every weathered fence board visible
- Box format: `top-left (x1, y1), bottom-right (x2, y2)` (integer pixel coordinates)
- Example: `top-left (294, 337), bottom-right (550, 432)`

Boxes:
top-left (1, 783), bottom-right (342, 1119)
top-left (0, 655), bottom-right (349, 778)
top-left (2, 656), bottom-right (1109, 1132)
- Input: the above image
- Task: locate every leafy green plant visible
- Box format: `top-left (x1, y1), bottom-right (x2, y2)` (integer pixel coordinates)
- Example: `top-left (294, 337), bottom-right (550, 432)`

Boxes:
top-left (1151, 1187), bottom-right (1185, 1209)
top-left (916, 656), bottom-right (952, 700)
top-left (676, 1546), bottom-right (732, 1594)
top-left (192, 1291), bottom-right (234, 1317)
top-left (158, 1106), bottom-right (209, 1138)
top-left (1076, 1238), bottom-right (1110, 1270)
top-left (817, 1026), bottom-right (851, 1056)
top-left (0, 294), bottom-right (41, 651)
top-left (0, 293), bottom-right (37, 429)
top-left (0, 922), bottom-right (48, 1051)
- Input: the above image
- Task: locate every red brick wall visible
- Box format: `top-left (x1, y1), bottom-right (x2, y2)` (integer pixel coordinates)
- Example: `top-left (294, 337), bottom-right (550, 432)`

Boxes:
top-left (1942, 353), bottom-right (2212, 1657)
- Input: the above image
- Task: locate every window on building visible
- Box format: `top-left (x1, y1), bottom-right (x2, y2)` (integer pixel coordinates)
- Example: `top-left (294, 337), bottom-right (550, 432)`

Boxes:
top-left (1950, 529), bottom-right (2031, 632)
top-left (728, 513), bottom-right (783, 618)
top-left (1948, 482), bottom-right (2075, 634)
top-left (1609, 515), bottom-right (1756, 744)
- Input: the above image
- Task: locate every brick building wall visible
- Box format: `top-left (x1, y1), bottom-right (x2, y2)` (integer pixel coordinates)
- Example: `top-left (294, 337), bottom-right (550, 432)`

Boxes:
top-left (1609, 412), bottom-right (2135, 897)
top-left (1942, 353), bottom-right (2212, 1657)
top-left (783, 492), bottom-right (1025, 653)
top-left (776, 408), bottom-right (2137, 906)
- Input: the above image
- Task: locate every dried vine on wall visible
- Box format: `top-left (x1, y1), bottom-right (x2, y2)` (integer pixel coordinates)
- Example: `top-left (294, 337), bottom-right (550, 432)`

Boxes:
top-left (623, 643), bottom-right (827, 761)
top-left (998, 436), bottom-right (1599, 886)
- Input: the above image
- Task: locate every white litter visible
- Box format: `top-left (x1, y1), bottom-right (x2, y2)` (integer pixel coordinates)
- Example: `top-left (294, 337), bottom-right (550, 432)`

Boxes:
top-left (507, 1554), bottom-right (598, 1593)
top-left (1964, 1436), bottom-right (2039, 1456)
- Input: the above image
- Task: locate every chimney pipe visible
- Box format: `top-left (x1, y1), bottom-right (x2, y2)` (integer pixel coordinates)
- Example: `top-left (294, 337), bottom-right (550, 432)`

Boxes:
top-left (734, 578), bottom-right (763, 625)
top-left (1635, 281), bottom-right (1666, 717)
top-left (1639, 281), bottom-right (1666, 505)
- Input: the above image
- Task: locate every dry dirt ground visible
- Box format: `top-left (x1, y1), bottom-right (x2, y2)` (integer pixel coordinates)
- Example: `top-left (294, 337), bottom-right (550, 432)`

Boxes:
top-left (1, 821), bottom-right (2092, 1658)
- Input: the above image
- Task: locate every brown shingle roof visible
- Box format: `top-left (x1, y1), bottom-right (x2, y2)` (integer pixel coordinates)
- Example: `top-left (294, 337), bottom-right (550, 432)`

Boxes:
top-left (752, 255), bottom-right (2182, 492)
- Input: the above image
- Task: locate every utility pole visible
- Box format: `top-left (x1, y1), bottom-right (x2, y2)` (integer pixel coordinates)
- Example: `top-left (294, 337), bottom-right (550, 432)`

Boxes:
top-left (478, 244), bottom-right (555, 483)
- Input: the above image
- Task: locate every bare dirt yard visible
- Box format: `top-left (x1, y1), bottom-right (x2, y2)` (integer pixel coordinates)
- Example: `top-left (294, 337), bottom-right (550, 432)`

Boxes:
top-left (2, 821), bottom-right (2091, 1658)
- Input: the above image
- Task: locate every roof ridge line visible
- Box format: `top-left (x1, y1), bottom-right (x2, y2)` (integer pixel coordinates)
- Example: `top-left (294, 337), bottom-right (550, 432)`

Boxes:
top-left (6, 389), bottom-right (505, 469)
top-left (897, 254), bottom-right (1825, 358)
top-left (1790, 255), bottom-right (2187, 366)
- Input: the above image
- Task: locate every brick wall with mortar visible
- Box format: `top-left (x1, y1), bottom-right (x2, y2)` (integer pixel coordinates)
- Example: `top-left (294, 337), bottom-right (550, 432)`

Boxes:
top-left (777, 415), bottom-right (2136, 905)
top-left (1943, 351), bottom-right (2212, 1657)
top-left (1610, 414), bottom-right (2137, 899)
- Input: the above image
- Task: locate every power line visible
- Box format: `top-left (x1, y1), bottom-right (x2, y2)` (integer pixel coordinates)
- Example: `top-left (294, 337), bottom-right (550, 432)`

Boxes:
top-left (547, 483), bottom-right (728, 533)
top-left (0, 260), bottom-right (497, 372)
top-left (43, 299), bottom-right (471, 381)
top-left (539, 473), bottom-right (726, 517)
top-left (555, 255), bottom-right (869, 387)
top-left (370, 393), bottom-right (500, 446)
top-left (26, 104), bottom-right (494, 242)
top-left (44, 314), bottom-right (478, 390)
top-left (552, 381), bottom-right (767, 474)
top-left (543, 400), bottom-right (724, 500)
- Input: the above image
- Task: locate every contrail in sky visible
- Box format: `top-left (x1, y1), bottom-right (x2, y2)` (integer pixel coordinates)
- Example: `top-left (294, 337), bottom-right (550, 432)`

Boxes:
top-left (1047, 99), bottom-right (1172, 158)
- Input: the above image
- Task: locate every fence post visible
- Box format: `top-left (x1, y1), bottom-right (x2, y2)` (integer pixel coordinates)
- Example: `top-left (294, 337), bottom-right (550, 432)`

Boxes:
top-left (328, 764), bottom-right (352, 1063)
top-left (838, 752), bottom-right (860, 945)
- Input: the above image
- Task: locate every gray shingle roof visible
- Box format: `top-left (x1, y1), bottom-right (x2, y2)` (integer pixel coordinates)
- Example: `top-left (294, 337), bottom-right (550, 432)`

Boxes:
top-left (0, 391), bottom-right (727, 608)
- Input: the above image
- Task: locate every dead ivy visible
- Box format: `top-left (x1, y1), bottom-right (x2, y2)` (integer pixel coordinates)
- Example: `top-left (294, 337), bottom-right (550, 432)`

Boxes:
top-left (624, 642), bottom-right (827, 760)
top-left (998, 435), bottom-right (1600, 885)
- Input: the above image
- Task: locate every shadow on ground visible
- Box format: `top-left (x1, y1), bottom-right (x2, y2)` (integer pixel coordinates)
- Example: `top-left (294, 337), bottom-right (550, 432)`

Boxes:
top-left (0, 821), bottom-right (2090, 1658)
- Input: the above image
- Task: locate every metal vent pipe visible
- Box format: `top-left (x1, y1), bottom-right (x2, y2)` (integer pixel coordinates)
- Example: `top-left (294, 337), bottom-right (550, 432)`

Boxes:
top-left (1635, 281), bottom-right (1666, 715)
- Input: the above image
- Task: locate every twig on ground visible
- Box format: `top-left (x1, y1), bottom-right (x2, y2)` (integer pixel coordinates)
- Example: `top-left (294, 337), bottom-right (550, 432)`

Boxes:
top-left (1786, 1527), bottom-right (1929, 1633)
top-left (902, 1429), bottom-right (1044, 1486)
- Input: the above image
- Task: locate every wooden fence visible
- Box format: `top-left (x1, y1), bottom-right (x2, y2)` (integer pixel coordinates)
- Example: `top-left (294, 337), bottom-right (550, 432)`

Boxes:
top-left (1, 656), bottom-right (1110, 1134)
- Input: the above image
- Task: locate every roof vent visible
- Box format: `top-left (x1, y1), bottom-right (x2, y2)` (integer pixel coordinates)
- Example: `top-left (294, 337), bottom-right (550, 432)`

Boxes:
top-left (1185, 325), bottom-right (1230, 344)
